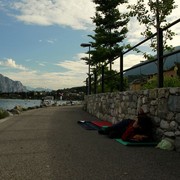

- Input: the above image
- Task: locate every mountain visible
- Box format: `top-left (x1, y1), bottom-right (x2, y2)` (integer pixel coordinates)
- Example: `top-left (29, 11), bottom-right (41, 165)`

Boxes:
top-left (0, 74), bottom-right (27, 93)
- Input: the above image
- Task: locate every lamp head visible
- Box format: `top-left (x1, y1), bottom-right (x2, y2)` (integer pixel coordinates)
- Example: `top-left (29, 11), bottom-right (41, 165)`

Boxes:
top-left (80, 43), bottom-right (91, 47)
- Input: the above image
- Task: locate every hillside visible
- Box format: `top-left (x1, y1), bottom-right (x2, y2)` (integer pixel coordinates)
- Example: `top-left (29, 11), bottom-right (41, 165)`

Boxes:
top-left (0, 74), bottom-right (27, 93)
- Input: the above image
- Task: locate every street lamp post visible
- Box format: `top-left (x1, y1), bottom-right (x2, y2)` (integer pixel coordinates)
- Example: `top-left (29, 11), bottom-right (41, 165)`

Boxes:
top-left (80, 43), bottom-right (91, 95)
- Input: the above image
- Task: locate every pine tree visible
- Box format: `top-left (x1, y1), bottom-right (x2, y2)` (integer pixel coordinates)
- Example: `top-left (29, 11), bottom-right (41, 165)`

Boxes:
top-left (88, 0), bottom-right (129, 68)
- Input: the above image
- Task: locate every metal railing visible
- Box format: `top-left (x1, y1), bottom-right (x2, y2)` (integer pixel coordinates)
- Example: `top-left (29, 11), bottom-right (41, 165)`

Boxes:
top-left (85, 18), bottom-right (180, 94)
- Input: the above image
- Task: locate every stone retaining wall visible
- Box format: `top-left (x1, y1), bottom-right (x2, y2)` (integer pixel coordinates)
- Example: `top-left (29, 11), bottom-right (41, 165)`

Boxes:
top-left (83, 87), bottom-right (180, 140)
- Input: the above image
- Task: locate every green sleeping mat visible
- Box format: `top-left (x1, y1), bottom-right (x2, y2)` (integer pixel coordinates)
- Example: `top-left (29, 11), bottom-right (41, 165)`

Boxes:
top-left (116, 138), bottom-right (158, 146)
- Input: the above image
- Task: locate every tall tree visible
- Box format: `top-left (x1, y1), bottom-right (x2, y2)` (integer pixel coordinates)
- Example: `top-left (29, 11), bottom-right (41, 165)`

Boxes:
top-left (128, 0), bottom-right (177, 58)
top-left (88, 0), bottom-right (129, 68)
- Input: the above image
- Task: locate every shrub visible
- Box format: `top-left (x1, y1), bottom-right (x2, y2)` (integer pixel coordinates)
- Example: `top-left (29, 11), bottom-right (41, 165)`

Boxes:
top-left (0, 108), bottom-right (9, 119)
top-left (142, 76), bottom-right (180, 89)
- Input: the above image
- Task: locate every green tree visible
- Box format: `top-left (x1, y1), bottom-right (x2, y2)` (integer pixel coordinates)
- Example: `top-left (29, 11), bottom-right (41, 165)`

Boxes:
top-left (88, 0), bottom-right (129, 68)
top-left (91, 66), bottom-right (128, 93)
top-left (128, 0), bottom-right (177, 59)
top-left (83, 0), bottom-right (129, 92)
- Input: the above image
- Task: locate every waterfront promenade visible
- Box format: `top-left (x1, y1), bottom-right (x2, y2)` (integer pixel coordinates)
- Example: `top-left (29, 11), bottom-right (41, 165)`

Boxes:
top-left (0, 106), bottom-right (179, 180)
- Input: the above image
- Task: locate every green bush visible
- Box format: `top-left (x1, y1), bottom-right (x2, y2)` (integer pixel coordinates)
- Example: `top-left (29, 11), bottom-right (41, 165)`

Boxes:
top-left (142, 76), bottom-right (180, 90)
top-left (0, 108), bottom-right (9, 119)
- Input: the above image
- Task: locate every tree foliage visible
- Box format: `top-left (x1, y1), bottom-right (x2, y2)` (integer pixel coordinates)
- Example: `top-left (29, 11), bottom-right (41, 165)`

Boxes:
top-left (92, 67), bottom-right (128, 93)
top-left (128, 0), bottom-right (177, 56)
top-left (87, 0), bottom-right (129, 67)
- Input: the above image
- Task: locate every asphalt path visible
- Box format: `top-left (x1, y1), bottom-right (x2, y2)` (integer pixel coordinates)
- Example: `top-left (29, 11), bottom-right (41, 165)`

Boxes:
top-left (0, 106), bottom-right (179, 180)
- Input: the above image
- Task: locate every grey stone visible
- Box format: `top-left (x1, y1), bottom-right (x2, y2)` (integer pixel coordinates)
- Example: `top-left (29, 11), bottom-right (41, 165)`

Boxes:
top-left (175, 136), bottom-right (180, 152)
top-left (157, 98), bottom-right (168, 116)
top-left (142, 97), bottom-right (148, 104)
top-left (153, 117), bottom-right (161, 125)
top-left (175, 131), bottom-right (180, 136)
top-left (166, 112), bottom-right (174, 121)
top-left (175, 113), bottom-right (180, 123)
top-left (150, 100), bottom-right (158, 106)
top-left (170, 121), bottom-right (178, 130)
top-left (170, 87), bottom-right (180, 95)
top-left (164, 131), bottom-right (175, 137)
top-left (149, 89), bottom-right (158, 99)
top-left (141, 105), bottom-right (149, 113)
top-left (158, 88), bottom-right (167, 98)
top-left (155, 128), bottom-right (164, 139)
top-left (160, 120), bottom-right (170, 129)
top-left (168, 95), bottom-right (180, 112)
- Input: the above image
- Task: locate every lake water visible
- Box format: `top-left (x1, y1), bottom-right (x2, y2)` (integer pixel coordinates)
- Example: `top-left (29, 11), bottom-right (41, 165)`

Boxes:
top-left (0, 99), bottom-right (41, 110)
top-left (0, 99), bottom-right (82, 110)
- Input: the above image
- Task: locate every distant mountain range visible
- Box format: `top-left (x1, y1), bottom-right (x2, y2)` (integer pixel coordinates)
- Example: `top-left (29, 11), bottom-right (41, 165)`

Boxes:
top-left (124, 46), bottom-right (180, 76)
top-left (0, 74), bottom-right (52, 93)
top-left (0, 74), bottom-right (27, 93)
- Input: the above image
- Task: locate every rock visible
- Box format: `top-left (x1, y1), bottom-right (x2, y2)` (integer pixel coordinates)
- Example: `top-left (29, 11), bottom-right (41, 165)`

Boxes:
top-left (175, 113), bottom-right (180, 123)
top-left (168, 95), bottom-right (180, 112)
top-left (7, 111), bottom-right (13, 116)
top-left (153, 116), bottom-right (161, 125)
top-left (14, 105), bottom-right (24, 112)
top-left (175, 137), bottom-right (180, 153)
top-left (160, 120), bottom-right (170, 129)
top-left (164, 131), bottom-right (175, 137)
top-left (10, 109), bottom-right (20, 115)
top-left (175, 131), bottom-right (180, 136)
top-left (170, 121), bottom-right (178, 130)
top-left (166, 112), bottom-right (174, 121)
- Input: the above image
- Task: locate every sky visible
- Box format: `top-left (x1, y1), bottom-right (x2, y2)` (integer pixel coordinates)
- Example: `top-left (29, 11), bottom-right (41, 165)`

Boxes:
top-left (0, 0), bottom-right (179, 90)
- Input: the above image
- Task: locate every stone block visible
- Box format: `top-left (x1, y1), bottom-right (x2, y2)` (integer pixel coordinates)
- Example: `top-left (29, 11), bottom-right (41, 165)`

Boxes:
top-left (153, 116), bottom-right (161, 125)
top-left (155, 128), bottom-right (164, 139)
top-left (164, 131), bottom-right (175, 137)
top-left (150, 100), bottom-right (158, 106)
top-left (160, 120), bottom-right (170, 129)
top-left (157, 98), bottom-right (168, 118)
top-left (175, 136), bottom-right (180, 153)
top-left (170, 121), bottom-right (178, 130)
top-left (168, 95), bottom-right (180, 112)
top-left (142, 97), bottom-right (148, 104)
top-left (166, 112), bottom-right (174, 121)
top-left (170, 87), bottom-right (180, 95)
top-left (141, 105), bottom-right (149, 113)
top-left (149, 89), bottom-right (158, 99)
top-left (175, 113), bottom-right (180, 123)
top-left (175, 131), bottom-right (180, 136)
top-left (158, 88), bottom-right (166, 98)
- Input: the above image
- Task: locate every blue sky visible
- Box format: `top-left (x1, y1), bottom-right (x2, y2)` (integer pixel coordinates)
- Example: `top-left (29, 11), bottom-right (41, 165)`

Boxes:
top-left (0, 0), bottom-right (179, 90)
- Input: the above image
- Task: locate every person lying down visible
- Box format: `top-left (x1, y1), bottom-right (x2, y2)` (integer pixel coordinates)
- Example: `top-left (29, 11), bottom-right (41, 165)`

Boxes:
top-left (98, 109), bottom-right (153, 142)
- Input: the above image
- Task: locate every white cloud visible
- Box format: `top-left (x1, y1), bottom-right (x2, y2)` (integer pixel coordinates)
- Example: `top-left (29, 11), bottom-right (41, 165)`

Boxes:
top-left (7, 0), bottom-right (180, 43)
top-left (112, 54), bottom-right (144, 71)
top-left (56, 57), bottom-right (87, 76)
top-left (46, 39), bottom-right (56, 44)
top-left (0, 58), bottom-right (28, 71)
top-left (10, 0), bottom-right (95, 30)
top-left (38, 63), bottom-right (45, 67)
top-left (1, 56), bottom-right (87, 90)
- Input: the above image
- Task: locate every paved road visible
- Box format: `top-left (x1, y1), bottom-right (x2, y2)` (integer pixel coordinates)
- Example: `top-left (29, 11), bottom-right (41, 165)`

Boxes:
top-left (0, 106), bottom-right (179, 180)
